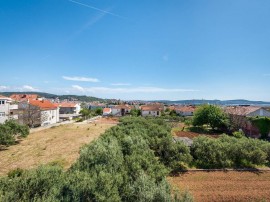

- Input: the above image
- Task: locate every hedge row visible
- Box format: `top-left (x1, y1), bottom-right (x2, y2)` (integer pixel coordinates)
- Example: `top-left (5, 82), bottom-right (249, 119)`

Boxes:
top-left (191, 135), bottom-right (270, 168)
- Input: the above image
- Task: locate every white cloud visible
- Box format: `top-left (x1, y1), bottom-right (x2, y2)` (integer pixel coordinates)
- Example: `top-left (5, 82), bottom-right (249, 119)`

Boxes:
top-left (0, 85), bottom-right (8, 91)
top-left (71, 85), bottom-right (197, 94)
top-left (111, 83), bottom-right (131, 86)
top-left (22, 85), bottom-right (39, 91)
top-left (0, 85), bottom-right (39, 92)
top-left (63, 76), bottom-right (100, 82)
top-left (72, 85), bottom-right (85, 92)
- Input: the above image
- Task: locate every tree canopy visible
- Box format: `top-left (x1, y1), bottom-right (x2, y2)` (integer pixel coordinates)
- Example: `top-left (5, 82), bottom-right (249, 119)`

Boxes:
top-left (192, 104), bottom-right (228, 131)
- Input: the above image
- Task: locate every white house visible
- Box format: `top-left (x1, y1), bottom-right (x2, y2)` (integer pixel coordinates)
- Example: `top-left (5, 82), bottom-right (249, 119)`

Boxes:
top-left (111, 105), bottom-right (133, 116)
top-left (103, 108), bottom-right (112, 116)
top-left (54, 102), bottom-right (81, 120)
top-left (174, 106), bottom-right (196, 116)
top-left (88, 103), bottom-right (106, 110)
top-left (141, 105), bottom-right (163, 117)
top-left (29, 99), bottom-right (59, 126)
top-left (0, 96), bottom-right (18, 124)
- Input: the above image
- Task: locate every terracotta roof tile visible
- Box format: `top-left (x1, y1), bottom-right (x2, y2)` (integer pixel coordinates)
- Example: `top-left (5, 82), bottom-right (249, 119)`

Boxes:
top-left (103, 108), bottom-right (112, 113)
top-left (174, 106), bottom-right (196, 112)
top-left (141, 105), bottom-right (163, 111)
top-left (224, 106), bottom-right (261, 116)
top-left (29, 100), bottom-right (57, 110)
top-left (10, 94), bottom-right (38, 101)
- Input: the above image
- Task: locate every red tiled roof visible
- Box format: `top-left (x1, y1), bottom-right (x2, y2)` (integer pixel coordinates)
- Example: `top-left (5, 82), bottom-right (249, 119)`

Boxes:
top-left (114, 105), bottom-right (133, 110)
top-left (168, 106), bottom-right (176, 110)
top-left (10, 94), bottom-right (38, 101)
top-left (0, 95), bottom-right (12, 100)
top-left (54, 102), bottom-right (77, 108)
top-left (224, 106), bottom-right (261, 116)
top-left (141, 105), bottom-right (163, 111)
top-left (103, 108), bottom-right (112, 113)
top-left (174, 106), bottom-right (196, 113)
top-left (29, 100), bottom-right (57, 110)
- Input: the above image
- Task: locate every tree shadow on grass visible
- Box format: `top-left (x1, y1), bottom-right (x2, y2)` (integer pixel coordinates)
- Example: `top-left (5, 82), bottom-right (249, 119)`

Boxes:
top-left (188, 126), bottom-right (222, 135)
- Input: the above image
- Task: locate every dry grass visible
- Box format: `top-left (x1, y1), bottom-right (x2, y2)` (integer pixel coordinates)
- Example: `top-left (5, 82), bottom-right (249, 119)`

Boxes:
top-left (0, 123), bottom-right (114, 176)
top-left (168, 171), bottom-right (270, 202)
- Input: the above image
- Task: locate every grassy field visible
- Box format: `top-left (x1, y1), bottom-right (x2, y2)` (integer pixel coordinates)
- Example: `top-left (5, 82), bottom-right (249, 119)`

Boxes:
top-left (168, 171), bottom-right (270, 202)
top-left (0, 122), bottom-right (114, 176)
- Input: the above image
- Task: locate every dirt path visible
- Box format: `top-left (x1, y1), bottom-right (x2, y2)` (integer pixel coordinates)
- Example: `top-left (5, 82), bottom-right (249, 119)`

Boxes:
top-left (0, 122), bottom-right (114, 176)
top-left (168, 171), bottom-right (270, 202)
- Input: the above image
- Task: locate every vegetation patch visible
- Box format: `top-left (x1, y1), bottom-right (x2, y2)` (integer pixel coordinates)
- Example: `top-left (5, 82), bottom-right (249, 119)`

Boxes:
top-left (0, 120), bottom-right (29, 147)
top-left (0, 117), bottom-right (193, 201)
top-left (250, 117), bottom-right (270, 139)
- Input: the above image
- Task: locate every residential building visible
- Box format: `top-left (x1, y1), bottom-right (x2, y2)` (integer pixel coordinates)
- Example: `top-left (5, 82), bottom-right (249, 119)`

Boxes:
top-left (88, 103), bottom-right (106, 110)
top-left (103, 108), bottom-right (112, 116)
top-left (225, 106), bottom-right (270, 138)
top-left (225, 106), bottom-right (270, 118)
top-left (141, 104), bottom-right (164, 117)
top-left (174, 106), bottom-right (196, 116)
top-left (28, 99), bottom-right (59, 126)
top-left (0, 96), bottom-right (18, 124)
top-left (111, 105), bottom-right (133, 116)
top-left (54, 102), bottom-right (81, 120)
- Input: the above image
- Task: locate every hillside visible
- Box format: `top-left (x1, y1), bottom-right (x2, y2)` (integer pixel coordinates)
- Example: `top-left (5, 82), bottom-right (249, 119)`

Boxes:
top-left (156, 99), bottom-right (270, 106)
top-left (1, 92), bottom-right (106, 102)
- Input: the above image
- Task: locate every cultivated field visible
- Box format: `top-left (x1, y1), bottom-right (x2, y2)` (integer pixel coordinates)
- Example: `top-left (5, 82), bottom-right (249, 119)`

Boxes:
top-left (168, 171), bottom-right (270, 202)
top-left (0, 122), bottom-right (114, 175)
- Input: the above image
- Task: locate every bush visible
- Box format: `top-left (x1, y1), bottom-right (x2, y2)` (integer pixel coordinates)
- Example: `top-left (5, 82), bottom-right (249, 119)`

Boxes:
top-left (232, 130), bottom-right (245, 138)
top-left (0, 120), bottom-right (29, 146)
top-left (191, 135), bottom-right (270, 168)
top-left (0, 165), bottom-right (64, 201)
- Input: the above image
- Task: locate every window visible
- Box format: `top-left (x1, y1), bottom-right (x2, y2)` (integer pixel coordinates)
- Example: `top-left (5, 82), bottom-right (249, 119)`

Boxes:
top-left (0, 101), bottom-right (4, 105)
top-left (0, 112), bottom-right (5, 117)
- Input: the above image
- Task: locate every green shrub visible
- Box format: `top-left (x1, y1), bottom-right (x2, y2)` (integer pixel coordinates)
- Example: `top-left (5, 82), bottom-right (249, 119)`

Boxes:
top-left (232, 130), bottom-right (245, 138)
top-left (0, 120), bottom-right (29, 146)
top-left (191, 135), bottom-right (270, 168)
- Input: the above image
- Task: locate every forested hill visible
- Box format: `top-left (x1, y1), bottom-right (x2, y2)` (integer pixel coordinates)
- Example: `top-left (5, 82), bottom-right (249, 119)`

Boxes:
top-left (155, 99), bottom-right (270, 106)
top-left (0, 92), bottom-right (105, 102)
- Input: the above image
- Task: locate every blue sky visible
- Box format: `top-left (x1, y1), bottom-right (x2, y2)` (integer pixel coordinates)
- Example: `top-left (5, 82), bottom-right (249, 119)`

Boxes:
top-left (0, 0), bottom-right (269, 101)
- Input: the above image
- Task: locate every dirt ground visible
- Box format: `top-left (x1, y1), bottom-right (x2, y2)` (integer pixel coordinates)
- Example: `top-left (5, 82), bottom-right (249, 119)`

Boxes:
top-left (174, 131), bottom-right (220, 139)
top-left (168, 171), bottom-right (270, 202)
top-left (94, 117), bottom-right (120, 124)
top-left (0, 123), bottom-right (113, 176)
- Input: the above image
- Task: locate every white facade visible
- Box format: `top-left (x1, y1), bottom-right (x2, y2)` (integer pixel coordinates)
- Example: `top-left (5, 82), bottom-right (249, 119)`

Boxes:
top-left (74, 103), bottom-right (81, 115)
top-left (41, 108), bottom-right (59, 126)
top-left (0, 97), bottom-right (18, 124)
top-left (175, 110), bottom-right (194, 116)
top-left (111, 108), bottom-right (122, 116)
top-left (141, 110), bottom-right (161, 117)
top-left (111, 106), bottom-right (131, 116)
